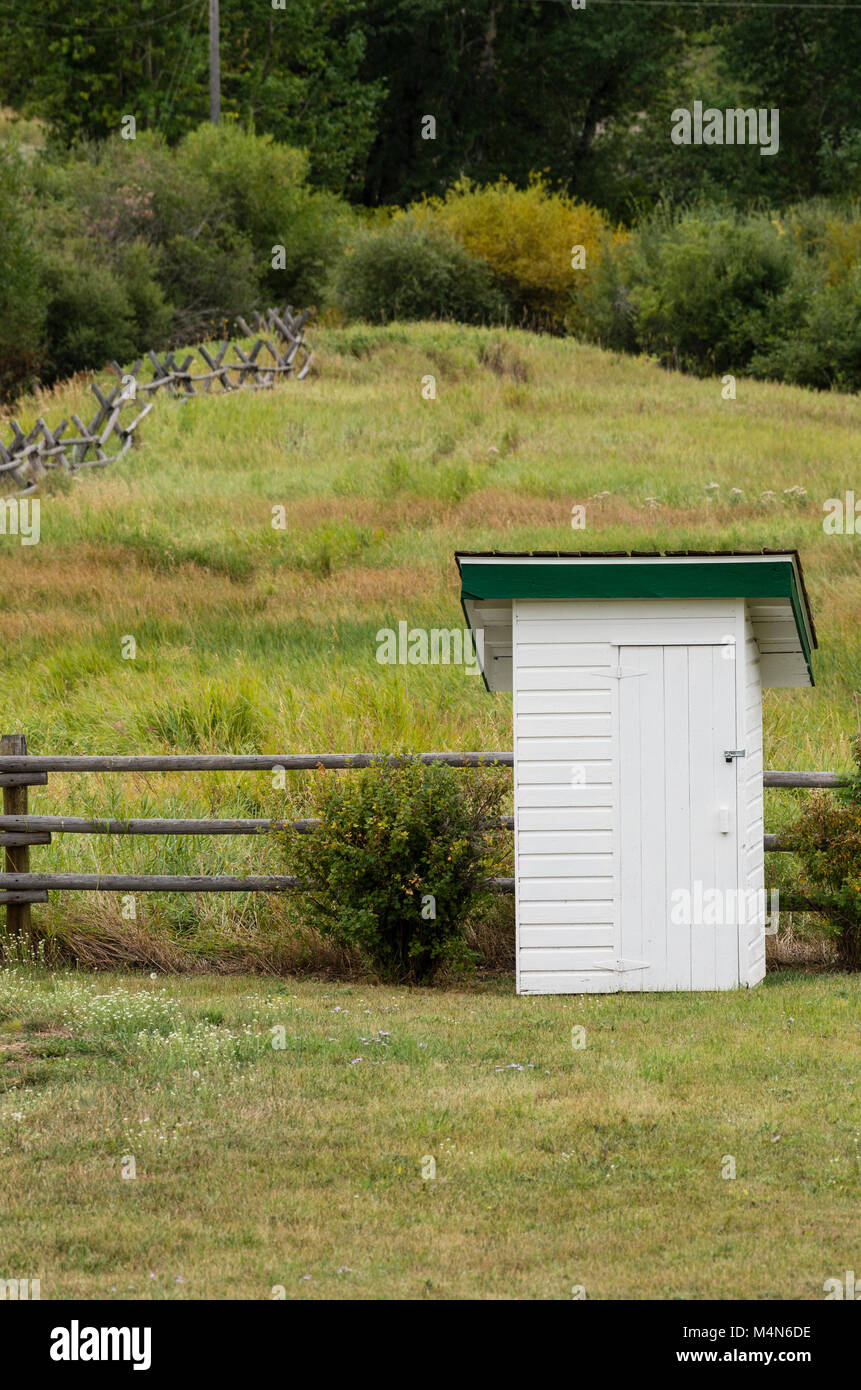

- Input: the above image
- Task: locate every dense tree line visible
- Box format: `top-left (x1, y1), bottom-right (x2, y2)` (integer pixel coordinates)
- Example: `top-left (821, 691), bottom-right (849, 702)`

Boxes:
top-left (1, 1), bottom-right (859, 217)
top-left (0, 3), bottom-right (858, 403)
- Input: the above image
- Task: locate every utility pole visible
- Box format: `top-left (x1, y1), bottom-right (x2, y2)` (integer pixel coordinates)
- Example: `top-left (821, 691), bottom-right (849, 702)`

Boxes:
top-left (209, 0), bottom-right (220, 124)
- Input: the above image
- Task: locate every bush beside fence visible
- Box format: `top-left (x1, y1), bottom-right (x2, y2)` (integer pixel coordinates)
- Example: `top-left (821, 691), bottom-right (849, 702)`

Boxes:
top-left (0, 735), bottom-right (846, 942)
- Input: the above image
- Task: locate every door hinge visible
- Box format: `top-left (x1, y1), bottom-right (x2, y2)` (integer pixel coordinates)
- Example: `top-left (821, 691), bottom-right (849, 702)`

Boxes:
top-left (575, 667), bottom-right (647, 681)
top-left (616, 958), bottom-right (650, 972)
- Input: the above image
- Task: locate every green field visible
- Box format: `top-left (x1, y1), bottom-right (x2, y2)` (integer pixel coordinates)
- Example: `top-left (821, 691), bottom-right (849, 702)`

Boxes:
top-left (0, 963), bottom-right (858, 1300)
top-left (1, 322), bottom-right (859, 954)
top-left (1, 324), bottom-right (860, 1300)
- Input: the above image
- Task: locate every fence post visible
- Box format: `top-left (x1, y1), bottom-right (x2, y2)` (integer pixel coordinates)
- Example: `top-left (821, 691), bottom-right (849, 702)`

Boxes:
top-left (1, 734), bottom-right (32, 941)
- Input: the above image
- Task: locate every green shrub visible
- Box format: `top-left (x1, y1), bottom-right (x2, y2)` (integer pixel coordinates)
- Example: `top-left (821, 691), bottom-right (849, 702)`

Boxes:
top-left (39, 236), bottom-right (141, 380)
top-left (18, 126), bottom-right (347, 389)
top-left (158, 230), bottom-right (260, 345)
top-left (176, 124), bottom-right (349, 307)
top-left (332, 215), bottom-right (507, 326)
top-left (278, 759), bottom-right (508, 982)
top-left (619, 207), bottom-right (795, 376)
top-left (790, 738), bottom-right (861, 971)
top-left (749, 212), bottom-right (861, 391)
top-left (414, 176), bottom-right (617, 333)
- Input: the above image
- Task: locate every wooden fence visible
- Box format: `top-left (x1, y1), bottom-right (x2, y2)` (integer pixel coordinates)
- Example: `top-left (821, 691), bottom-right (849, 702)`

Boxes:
top-left (0, 734), bottom-right (846, 938)
top-left (0, 307), bottom-right (312, 496)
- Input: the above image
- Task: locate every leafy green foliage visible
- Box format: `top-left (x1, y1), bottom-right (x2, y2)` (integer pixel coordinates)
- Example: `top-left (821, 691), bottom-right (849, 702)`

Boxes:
top-left (332, 216), bottom-right (507, 326)
top-left (1, 2), bottom-right (860, 216)
top-left (577, 202), bottom-right (861, 391)
top-left (0, 126), bottom-right (350, 399)
top-left (278, 760), bottom-right (508, 982)
top-left (0, 0), bottom-right (383, 194)
top-left (791, 739), bottom-right (861, 971)
top-left (0, 152), bottom-right (47, 399)
top-left (607, 208), bottom-right (794, 376)
top-left (414, 177), bottom-right (616, 333)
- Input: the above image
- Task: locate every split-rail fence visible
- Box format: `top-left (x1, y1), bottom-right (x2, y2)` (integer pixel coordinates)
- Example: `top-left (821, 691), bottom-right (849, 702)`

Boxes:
top-left (0, 734), bottom-right (845, 939)
top-left (0, 307), bottom-right (312, 495)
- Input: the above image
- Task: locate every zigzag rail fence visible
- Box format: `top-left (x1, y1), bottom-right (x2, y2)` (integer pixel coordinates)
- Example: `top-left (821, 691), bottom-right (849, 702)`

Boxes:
top-left (0, 307), bottom-right (312, 495)
top-left (0, 734), bottom-right (847, 940)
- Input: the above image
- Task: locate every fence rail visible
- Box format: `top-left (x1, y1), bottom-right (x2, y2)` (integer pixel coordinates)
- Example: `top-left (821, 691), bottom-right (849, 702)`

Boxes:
top-left (0, 307), bottom-right (311, 496)
top-left (0, 735), bottom-right (846, 931)
top-left (0, 751), bottom-right (845, 783)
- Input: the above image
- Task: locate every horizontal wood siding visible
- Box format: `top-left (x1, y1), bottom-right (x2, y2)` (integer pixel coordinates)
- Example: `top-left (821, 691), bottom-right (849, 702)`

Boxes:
top-left (513, 597), bottom-right (740, 994)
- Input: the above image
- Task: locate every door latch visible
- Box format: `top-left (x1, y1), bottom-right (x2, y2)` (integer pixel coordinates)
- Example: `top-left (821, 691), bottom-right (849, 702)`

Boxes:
top-left (724, 748), bottom-right (746, 763)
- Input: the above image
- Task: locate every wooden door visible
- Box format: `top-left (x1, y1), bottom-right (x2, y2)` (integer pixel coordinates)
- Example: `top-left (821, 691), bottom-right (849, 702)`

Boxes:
top-left (616, 645), bottom-right (740, 991)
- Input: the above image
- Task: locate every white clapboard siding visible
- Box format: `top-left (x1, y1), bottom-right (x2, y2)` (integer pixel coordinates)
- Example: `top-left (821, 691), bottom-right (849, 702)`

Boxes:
top-left (518, 855), bottom-right (613, 878)
top-left (516, 642), bottom-right (620, 669)
top-left (512, 598), bottom-right (737, 623)
top-left (513, 617), bottom-right (619, 993)
top-left (520, 925), bottom-right (615, 948)
top-left (517, 668), bottom-right (618, 690)
top-left (515, 763), bottom-right (614, 787)
top-left (742, 615), bottom-right (766, 986)
top-left (516, 785), bottom-right (615, 808)
top-left (516, 713), bottom-right (613, 736)
top-left (518, 878), bottom-right (614, 901)
top-left (518, 902), bottom-right (616, 925)
top-left (517, 691), bottom-right (616, 714)
top-left (515, 737), bottom-right (615, 763)
top-left (517, 808), bottom-right (614, 830)
top-left (519, 972), bottom-right (620, 995)
top-left (517, 830), bottom-right (613, 853)
top-left (513, 597), bottom-right (753, 994)
top-left (519, 947), bottom-right (617, 972)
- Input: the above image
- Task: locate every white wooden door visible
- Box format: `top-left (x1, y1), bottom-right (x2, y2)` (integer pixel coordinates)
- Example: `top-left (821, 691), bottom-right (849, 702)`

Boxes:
top-left (616, 645), bottom-right (740, 991)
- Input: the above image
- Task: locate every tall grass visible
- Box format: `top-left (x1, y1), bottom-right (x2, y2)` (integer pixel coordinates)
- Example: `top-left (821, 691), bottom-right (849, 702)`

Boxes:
top-left (1, 323), bottom-right (859, 953)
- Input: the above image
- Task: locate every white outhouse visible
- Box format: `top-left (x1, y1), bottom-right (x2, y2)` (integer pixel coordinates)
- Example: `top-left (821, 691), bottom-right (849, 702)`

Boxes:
top-left (456, 551), bottom-right (817, 994)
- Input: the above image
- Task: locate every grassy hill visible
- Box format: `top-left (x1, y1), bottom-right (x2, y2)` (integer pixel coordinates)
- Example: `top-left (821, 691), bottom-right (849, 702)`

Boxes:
top-left (2, 325), bottom-right (859, 1302)
top-left (1, 322), bottom-right (860, 954)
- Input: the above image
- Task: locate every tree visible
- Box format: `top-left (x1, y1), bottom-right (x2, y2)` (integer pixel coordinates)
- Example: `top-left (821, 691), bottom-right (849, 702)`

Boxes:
top-left (355, 0), bottom-right (687, 210)
top-left (0, 151), bottom-right (46, 402)
top-left (0, 0), bottom-right (384, 195)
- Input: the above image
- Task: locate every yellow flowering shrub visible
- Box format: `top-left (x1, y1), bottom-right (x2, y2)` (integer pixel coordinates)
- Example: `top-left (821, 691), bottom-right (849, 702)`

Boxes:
top-left (411, 175), bottom-right (620, 332)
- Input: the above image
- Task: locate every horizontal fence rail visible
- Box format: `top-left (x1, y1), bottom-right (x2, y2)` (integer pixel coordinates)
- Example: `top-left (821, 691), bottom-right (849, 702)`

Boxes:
top-left (0, 815), bottom-right (799, 852)
top-left (0, 736), bottom-right (848, 928)
top-left (0, 753), bottom-right (846, 784)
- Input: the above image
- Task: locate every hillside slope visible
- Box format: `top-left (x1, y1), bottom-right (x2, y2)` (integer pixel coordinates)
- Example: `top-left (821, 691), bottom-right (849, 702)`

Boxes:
top-left (1, 323), bottom-right (859, 942)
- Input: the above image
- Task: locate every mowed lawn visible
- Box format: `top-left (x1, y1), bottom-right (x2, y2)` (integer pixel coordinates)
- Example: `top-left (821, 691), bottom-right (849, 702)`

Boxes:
top-left (0, 965), bottom-right (858, 1300)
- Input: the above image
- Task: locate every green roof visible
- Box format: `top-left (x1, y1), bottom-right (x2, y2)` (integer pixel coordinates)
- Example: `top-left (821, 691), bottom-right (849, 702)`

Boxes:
top-left (455, 550), bottom-right (816, 686)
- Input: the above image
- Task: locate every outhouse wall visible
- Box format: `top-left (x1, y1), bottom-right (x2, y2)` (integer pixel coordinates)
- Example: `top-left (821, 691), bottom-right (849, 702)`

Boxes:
top-left (741, 611), bottom-right (766, 987)
top-left (512, 595), bottom-right (765, 994)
